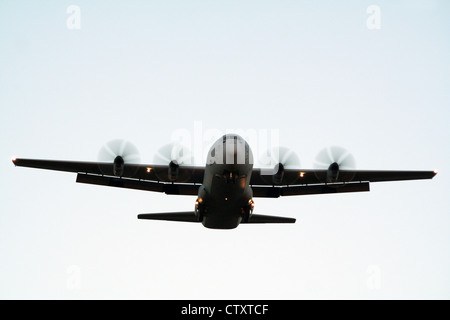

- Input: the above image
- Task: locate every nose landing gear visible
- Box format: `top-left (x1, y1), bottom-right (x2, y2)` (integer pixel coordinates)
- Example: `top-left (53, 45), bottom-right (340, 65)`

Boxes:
top-left (241, 199), bottom-right (255, 223)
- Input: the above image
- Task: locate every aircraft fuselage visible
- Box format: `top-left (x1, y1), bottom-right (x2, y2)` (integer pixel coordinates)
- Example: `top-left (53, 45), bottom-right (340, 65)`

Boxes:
top-left (196, 134), bottom-right (254, 229)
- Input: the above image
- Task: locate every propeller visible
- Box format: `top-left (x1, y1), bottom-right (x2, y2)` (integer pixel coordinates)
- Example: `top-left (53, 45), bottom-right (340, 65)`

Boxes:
top-left (260, 146), bottom-right (300, 169)
top-left (153, 142), bottom-right (194, 166)
top-left (97, 139), bottom-right (141, 176)
top-left (153, 142), bottom-right (194, 181)
top-left (260, 146), bottom-right (301, 184)
top-left (313, 146), bottom-right (356, 183)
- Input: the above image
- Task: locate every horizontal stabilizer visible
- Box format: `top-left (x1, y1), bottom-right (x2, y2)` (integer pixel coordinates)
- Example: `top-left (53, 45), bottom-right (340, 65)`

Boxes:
top-left (138, 211), bottom-right (199, 223)
top-left (243, 214), bottom-right (296, 224)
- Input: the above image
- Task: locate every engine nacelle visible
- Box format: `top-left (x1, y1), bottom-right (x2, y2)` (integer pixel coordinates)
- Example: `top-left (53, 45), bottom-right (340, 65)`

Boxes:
top-left (168, 160), bottom-right (179, 181)
top-left (327, 162), bottom-right (339, 183)
top-left (272, 163), bottom-right (284, 185)
top-left (113, 156), bottom-right (124, 177)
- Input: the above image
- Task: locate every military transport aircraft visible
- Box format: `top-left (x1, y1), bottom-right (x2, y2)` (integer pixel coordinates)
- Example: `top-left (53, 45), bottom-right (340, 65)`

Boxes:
top-left (12, 134), bottom-right (437, 229)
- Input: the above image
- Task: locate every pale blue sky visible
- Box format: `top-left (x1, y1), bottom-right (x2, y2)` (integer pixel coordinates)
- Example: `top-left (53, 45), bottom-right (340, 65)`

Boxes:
top-left (1, 0), bottom-right (449, 299)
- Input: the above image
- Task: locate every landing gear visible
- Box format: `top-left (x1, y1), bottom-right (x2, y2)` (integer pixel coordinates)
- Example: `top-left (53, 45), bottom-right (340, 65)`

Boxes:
top-left (242, 209), bottom-right (251, 223)
top-left (241, 199), bottom-right (255, 223)
top-left (195, 198), bottom-right (205, 222)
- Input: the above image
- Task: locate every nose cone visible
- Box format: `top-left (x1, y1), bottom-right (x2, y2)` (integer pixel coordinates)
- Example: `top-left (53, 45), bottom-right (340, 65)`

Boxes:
top-left (221, 133), bottom-right (243, 143)
top-left (208, 134), bottom-right (253, 165)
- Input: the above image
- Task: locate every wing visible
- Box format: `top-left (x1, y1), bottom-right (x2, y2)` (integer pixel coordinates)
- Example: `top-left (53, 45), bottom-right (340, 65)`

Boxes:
top-left (12, 158), bottom-right (204, 195)
top-left (12, 158), bottom-right (437, 198)
top-left (250, 168), bottom-right (437, 197)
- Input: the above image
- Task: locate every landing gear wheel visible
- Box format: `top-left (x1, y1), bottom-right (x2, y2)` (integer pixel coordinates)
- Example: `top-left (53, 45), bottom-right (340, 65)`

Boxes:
top-left (195, 203), bottom-right (205, 222)
top-left (197, 211), bottom-right (204, 222)
top-left (242, 207), bottom-right (251, 223)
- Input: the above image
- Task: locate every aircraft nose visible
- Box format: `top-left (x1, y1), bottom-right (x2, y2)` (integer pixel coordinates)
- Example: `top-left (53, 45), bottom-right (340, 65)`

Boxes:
top-left (222, 134), bottom-right (242, 144)
top-left (223, 135), bottom-right (253, 165)
top-left (209, 134), bottom-right (253, 165)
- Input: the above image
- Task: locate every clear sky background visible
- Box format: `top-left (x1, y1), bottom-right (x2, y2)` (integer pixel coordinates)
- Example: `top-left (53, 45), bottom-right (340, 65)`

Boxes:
top-left (1, 0), bottom-right (449, 299)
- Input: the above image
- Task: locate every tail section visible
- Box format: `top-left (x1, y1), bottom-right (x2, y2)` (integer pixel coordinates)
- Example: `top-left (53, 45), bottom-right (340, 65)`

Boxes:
top-left (138, 211), bottom-right (199, 223)
top-left (243, 214), bottom-right (296, 224)
top-left (138, 212), bottom-right (295, 225)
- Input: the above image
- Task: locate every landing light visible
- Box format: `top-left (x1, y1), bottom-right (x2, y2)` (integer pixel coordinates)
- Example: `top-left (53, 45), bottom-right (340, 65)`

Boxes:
top-left (146, 167), bottom-right (152, 173)
top-left (299, 172), bottom-right (305, 178)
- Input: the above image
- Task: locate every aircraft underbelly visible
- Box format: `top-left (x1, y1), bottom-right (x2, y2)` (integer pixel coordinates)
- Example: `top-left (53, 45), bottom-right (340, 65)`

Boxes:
top-left (201, 170), bottom-right (251, 229)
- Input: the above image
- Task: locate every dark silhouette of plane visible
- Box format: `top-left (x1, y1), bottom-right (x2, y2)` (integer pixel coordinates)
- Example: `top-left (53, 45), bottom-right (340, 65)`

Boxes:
top-left (12, 134), bottom-right (437, 229)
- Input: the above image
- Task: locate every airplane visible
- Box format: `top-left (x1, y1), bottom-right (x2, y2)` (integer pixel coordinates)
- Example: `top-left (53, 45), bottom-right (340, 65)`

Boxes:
top-left (11, 134), bottom-right (437, 229)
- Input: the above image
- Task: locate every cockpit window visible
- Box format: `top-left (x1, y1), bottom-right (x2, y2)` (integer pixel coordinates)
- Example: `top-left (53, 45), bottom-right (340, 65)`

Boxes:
top-left (222, 134), bottom-right (244, 144)
top-left (209, 134), bottom-right (253, 165)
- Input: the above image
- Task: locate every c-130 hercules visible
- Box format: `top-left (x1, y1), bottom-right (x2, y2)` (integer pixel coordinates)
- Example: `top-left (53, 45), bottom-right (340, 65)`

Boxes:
top-left (12, 134), bottom-right (437, 229)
